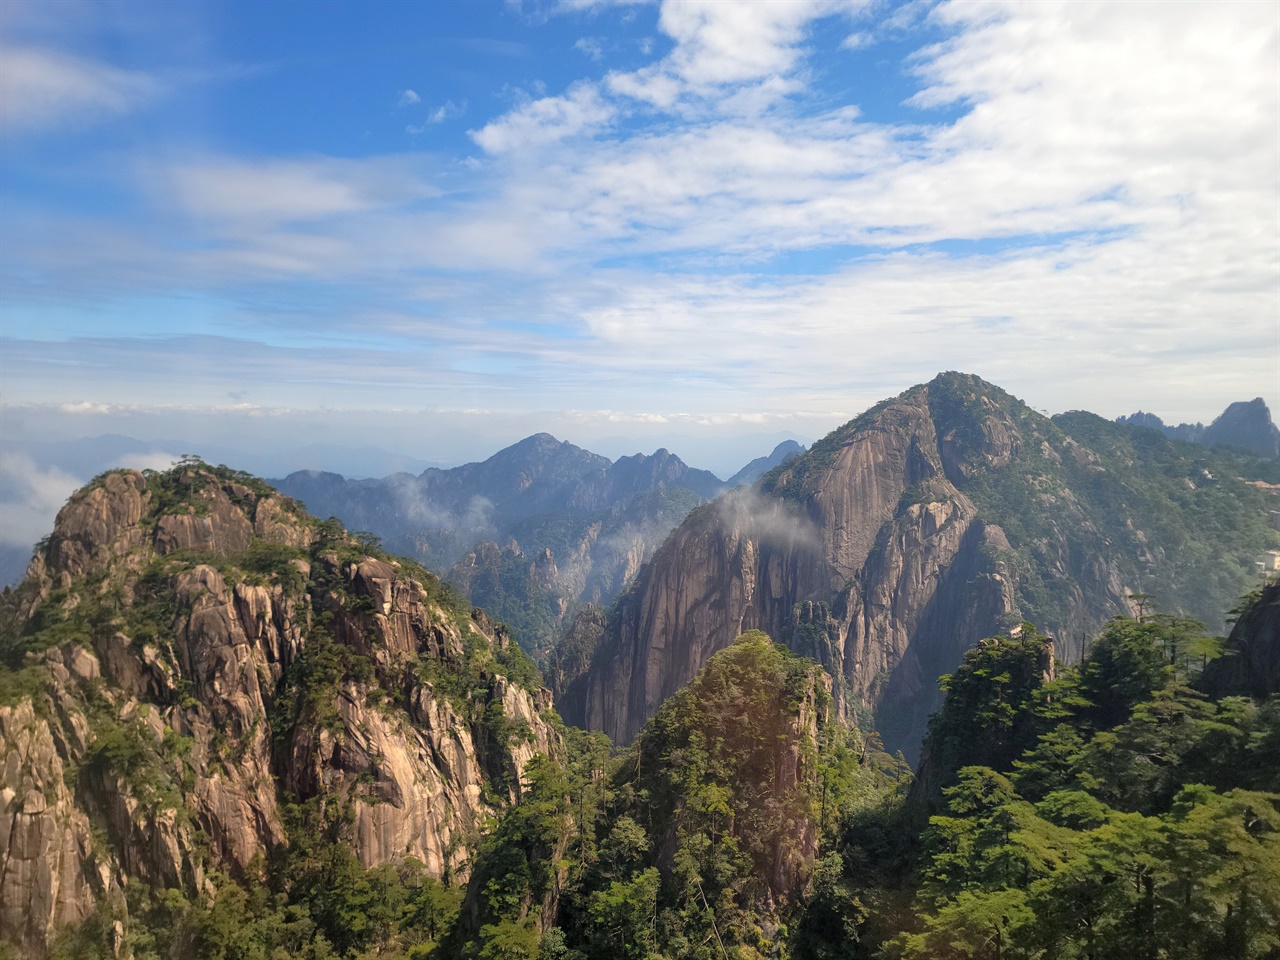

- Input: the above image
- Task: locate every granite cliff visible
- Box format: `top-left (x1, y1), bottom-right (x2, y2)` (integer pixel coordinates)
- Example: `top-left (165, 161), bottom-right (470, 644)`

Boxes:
top-left (563, 373), bottom-right (1278, 757)
top-left (0, 463), bottom-right (558, 957)
top-left (1201, 577), bottom-right (1280, 700)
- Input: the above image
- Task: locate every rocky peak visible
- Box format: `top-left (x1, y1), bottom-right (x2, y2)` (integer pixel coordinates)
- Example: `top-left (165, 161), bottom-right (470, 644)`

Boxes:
top-left (38, 466), bottom-right (314, 585)
top-left (563, 373), bottom-right (1268, 759)
top-left (1116, 396), bottom-right (1279, 456)
top-left (1, 463), bottom-right (561, 957)
top-left (1203, 397), bottom-right (1280, 458)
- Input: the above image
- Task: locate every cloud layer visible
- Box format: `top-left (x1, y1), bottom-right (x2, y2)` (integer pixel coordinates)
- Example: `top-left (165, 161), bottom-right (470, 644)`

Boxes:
top-left (1, 0), bottom-right (1276, 435)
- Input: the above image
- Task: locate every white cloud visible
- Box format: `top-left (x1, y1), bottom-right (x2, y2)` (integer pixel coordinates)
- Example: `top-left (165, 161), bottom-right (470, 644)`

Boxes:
top-left (110, 451), bottom-right (182, 472)
top-left (398, 88), bottom-right (421, 107)
top-left (2, 0), bottom-right (1276, 431)
top-left (470, 82), bottom-right (614, 153)
top-left (575, 36), bottom-right (606, 60)
top-left (407, 99), bottom-right (467, 132)
top-left (0, 45), bottom-right (160, 133)
top-left (154, 154), bottom-right (440, 230)
top-left (0, 453), bottom-right (80, 549)
top-left (430, 100), bottom-right (466, 123)
top-left (606, 0), bottom-right (867, 110)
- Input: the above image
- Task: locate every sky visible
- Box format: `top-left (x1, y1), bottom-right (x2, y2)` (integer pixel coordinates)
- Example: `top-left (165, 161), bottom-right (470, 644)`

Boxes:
top-left (1, 0), bottom-right (1278, 553)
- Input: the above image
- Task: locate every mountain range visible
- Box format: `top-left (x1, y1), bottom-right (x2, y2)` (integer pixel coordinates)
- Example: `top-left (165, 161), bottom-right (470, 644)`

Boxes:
top-left (1117, 396), bottom-right (1280, 458)
top-left (2, 373), bottom-right (1278, 957)
top-left (271, 436), bottom-right (741, 655)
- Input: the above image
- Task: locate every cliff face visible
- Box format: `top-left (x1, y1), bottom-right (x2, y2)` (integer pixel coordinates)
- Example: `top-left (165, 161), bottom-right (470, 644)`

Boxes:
top-left (565, 374), bottom-right (1275, 757)
top-left (1203, 398), bottom-right (1280, 458)
top-left (567, 382), bottom-right (1027, 755)
top-left (1201, 579), bottom-right (1280, 699)
top-left (0, 464), bottom-right (558, 957)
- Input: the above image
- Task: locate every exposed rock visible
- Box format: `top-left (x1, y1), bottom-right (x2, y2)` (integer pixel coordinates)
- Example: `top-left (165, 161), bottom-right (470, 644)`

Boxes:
top-left (0, 698), bottom-right (110, 958)
top-left (1201, 580), bottom-right (1280, 699)
top-left (1, 463), bottom-right (561, 956)
top-left (42, 471), bottom-right (148, 580)
top-left (567, 383), bottom-right (1027, 754)
top-left (1117, 397), bottom-right (1280, 456)
top-left (1203, 398), bottom-right (1280, 458)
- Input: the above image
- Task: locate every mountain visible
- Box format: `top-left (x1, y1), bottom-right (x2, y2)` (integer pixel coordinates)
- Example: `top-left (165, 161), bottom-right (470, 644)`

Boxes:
top-left (726, 438), bottom-right (806, 487)
top-left (1115, 410), bottom-right (1206, 443)
top-left (272, 435), bottom-right (725, 653)
top-left (1117, 396), bottom-right (1280, 457)
top-left (1203, 398), bottom-right (1280, 458)
top-left (0, 462), bottom-right (557, 957)
top-left (6, 460), bottom-right (1275, 958)
top-left (561, 373), bottom-right (1279, 759)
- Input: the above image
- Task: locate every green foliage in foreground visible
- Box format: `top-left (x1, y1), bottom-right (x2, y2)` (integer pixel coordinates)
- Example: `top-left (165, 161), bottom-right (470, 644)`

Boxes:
top-left (826, 607), bottom-right (1280, 960)
top-left (453, 633), bottom-right (900, 960)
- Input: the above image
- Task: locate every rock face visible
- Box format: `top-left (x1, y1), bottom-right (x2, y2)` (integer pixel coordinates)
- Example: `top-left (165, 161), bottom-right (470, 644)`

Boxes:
top-left (567, 380), bottom-right (1025, 756)
top-left (1202, 579), bottom-right (1280, 699)
top-left (564, 373), bottom-right (1276, 757)
top-left (0, 464), bottom-right (559, 956)
top-left (1203, 399), bottom-right (1280, 458)
top-left (0, 691), bottom-right (110, 958)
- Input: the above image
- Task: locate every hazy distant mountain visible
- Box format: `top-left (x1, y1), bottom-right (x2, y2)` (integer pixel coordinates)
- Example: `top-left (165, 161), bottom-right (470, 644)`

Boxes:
top-left (726, 439), bottom-right (806, 487)
top-left (1117, 397), bottom-right (1280, 457)
top-left (273, 433), bottom-right (723, 564)
top-left (1203, 398), bottom-right (1280, 457)
top-left (272, 434), bottom-right (727, 652)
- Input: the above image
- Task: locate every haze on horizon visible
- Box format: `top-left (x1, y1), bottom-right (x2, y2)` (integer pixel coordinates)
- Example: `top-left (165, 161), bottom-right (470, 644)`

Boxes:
top-left (1, 1), bottom-right (1278, 557)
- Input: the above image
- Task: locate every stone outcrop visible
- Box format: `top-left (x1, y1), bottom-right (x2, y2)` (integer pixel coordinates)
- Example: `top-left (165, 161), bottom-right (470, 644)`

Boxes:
top-left (0, 691), bottom-right (111, 958)
top-left (0, 464), bottom-right (560, 956)
top-left (1201, 579), bottom-right (1280, 699)
top-left (1203, 398), bottom-right (1280, 458)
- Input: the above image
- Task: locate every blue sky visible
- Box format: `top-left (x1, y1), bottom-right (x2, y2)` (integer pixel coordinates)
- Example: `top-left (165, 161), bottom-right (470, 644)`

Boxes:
top-left (1, 0), bottom-right (1278, 514)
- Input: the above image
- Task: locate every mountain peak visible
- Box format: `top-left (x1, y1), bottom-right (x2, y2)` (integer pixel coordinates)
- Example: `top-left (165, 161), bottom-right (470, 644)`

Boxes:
top-left (1117, 396), bottom-right (1279, 458)
top-left (1205, 397), bottom-right (1280, 457)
